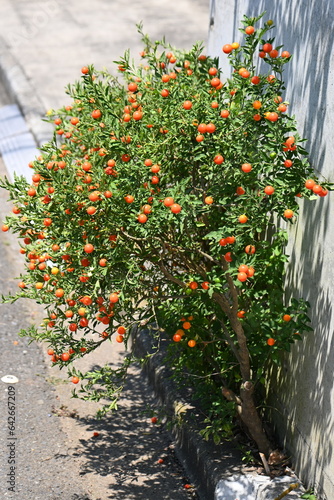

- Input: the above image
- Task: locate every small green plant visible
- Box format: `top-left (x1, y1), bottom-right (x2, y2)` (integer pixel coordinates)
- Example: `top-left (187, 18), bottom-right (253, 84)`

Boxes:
top-left (240, 447), bottom-right (255, 465)
top-left (301, 490), bottom-right (318, 500)
top-left (1, 13), bottom-right (332, 457)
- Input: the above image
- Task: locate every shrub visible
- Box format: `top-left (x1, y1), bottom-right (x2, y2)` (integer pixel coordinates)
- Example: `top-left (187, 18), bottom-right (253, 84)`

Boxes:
top-left (1, 13), bottom-right (331, 457)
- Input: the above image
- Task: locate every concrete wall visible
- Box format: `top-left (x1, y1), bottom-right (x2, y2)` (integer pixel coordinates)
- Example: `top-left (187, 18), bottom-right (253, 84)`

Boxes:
top-left (208, 2), bottom-right (334, 499)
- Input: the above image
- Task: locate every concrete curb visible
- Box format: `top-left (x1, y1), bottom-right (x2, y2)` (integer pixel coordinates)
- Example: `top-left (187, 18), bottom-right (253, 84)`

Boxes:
top-left (133, 326), bottom-right (246, 499)
top-left (133, 327), bottom-right (306, 500)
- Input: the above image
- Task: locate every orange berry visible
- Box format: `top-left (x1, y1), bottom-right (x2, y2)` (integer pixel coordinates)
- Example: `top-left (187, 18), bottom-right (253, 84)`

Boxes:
top-left (269, 49), bottom-right (279, 58)
top-left (109, 293), bottom-right (119, 303)
top-left (319, 188), bottom-right (328, 197)
top-left (210, 77), bottom-right (221, 87)
top-left (240, 69), bottom-right (250, 78)
top-left (266, 112), bottom-right (279, 122)
top-left (137, 214), bottom-right (148, 223)
top-left (170, 203), bottom-right (182, 214)
top-left (220, 109), bottom-right (230, 118)
top-left (84, 243), bottom-right (94, 253)
top-left (214, 155), bottom-right (224, 165)
top-left (278, 104), bottom-right (287, 113)
top-left (182, 100), bottom-right (192, 110)
top-left (206, 123), bottom-right (216, 133)
top-left (237, 272), bottom-right (248, 282)
top-left (262, 43), bottom-right (273, 53)
top-left (264, 186), bottom-right (275, 195)
top-left (163, 197), bottom-right (174, 207)
top-left (312, 185), bottom-right (322, 194)
top-left (241, 163), bottom-right (252, 173)
top-left (224, 252), bottom-right (233, 262)
top-left (222, 44), bottom-right (233, 54)
top-left (247, 267), bottom-right (255, 277)
top-left (245, 245), bottom-right (256, 254)
top-left (238, 264), bottom-right (249, 273)
top-left (284, 209), bottom-right (294, 219)
top-left (305, 179), bottom-right (316, 190)
top-left (245, 26), bottom-right (255, 35)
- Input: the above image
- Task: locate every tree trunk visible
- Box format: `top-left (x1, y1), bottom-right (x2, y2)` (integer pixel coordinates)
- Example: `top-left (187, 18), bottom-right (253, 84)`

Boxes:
top-left (238, 382), bottom-right (272, 457)
top-left (214, 289), bottom-right (273, 456)
top-left (222, 382), bottom-right (272, 456)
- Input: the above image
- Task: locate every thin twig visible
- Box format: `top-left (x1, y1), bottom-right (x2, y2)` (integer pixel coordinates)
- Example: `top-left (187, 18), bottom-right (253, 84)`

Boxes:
top-left (197, 248), bottom-right (223, 267)
top-left (273, 483), bottom-right (299, 500)
top-left (219, 318), bottom-right (241, 362)
top-left (259, 452), bottom-right (271, 476)
top-left (158, 259), bottom-right (186, 289)
top-left (182, 364), bottom-right (238, 379)
top-left (119, 229), bottom-right (148, 242)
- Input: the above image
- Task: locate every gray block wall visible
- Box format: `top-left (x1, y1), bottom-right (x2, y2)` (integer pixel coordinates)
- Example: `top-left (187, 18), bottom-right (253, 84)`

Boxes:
top-left (208, 1), bottom-right (334, 499)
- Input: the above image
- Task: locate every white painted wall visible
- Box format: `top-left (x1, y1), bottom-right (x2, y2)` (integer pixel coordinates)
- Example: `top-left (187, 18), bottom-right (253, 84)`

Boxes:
top-left (208, 2), bottom-right (334, 499)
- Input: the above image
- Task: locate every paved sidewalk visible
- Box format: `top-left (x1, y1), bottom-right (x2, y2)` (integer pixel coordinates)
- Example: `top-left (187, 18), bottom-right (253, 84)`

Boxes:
top-left (0, 155), bottom-right (92, 500)
top-left (0, 0), bottom-right (209, 111)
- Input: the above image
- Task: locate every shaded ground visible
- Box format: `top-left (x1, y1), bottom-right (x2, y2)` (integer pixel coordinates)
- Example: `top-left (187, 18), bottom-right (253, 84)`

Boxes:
top-left (0, 158), bottom-right (92, 499)
top-left (0, 145), bottom-right (198, 499)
